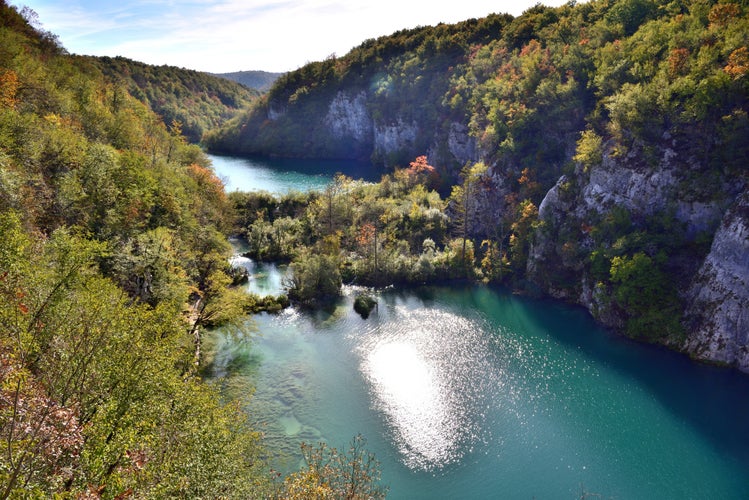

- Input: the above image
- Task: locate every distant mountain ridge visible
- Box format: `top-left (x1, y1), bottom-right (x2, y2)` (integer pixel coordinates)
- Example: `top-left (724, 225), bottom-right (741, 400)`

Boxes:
top-left (214, 70), bottom-right (284, 92)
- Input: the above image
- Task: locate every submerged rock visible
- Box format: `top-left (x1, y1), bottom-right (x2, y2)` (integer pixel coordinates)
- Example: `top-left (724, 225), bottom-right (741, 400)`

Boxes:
top-left (278, 412), bottom-right (302, 436)
top-left (354, 293), bottom-right (377, 319)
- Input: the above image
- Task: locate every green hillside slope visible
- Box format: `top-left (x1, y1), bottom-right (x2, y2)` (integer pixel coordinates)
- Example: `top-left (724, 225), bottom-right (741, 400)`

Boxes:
top-left (83, 55), bottom-right (259, 143)
top-left (0, 3), bottom-right (271, 496)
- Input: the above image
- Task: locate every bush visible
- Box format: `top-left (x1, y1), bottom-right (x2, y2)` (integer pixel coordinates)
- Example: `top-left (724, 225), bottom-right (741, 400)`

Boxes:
top-left (287, 252), bottom-right (341, 307)
top-left (609, 252), bottom-right (683, 341)
top-left (280, 435), bottom-right (388, 500)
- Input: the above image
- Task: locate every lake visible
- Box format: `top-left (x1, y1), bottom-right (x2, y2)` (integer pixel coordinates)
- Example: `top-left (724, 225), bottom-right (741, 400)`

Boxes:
top-left (228, 239), bottom-right (289, 297)
top-left (209, 153), bottom-right (379, 194)
top-left (207, 154), bottom-right (749, 499)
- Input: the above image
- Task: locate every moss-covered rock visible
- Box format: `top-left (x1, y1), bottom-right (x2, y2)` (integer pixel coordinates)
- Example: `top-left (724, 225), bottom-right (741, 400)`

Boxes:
top-left (353, 293), bottom-right (377, 319)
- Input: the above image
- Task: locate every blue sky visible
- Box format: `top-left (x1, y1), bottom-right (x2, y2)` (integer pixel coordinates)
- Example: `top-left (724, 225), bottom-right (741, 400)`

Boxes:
top-left (14, 0), bottom-right (571, 73)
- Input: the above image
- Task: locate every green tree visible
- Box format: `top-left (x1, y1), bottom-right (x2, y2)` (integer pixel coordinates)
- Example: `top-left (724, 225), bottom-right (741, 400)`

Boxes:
top-left (449, 162), bottom-right (488, 276)
top-left (287, 249), bottom-right (342, 307)
top-left (509, 199), bottom-right (538, 273)
top-left (609, 252), bottom-right (683, 341)
top-left (573, 129), bottom-right (604, 171)
top-left (0, 217), bottom-right (269, 498)
top-left (112, 227), bottom-right (189, 307)
top-left (318, 174), bottom-right (352, 235)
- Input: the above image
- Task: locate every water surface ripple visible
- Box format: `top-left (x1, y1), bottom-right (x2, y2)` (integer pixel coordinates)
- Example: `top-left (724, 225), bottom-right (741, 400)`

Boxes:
top-left (211, 259), bottom-right (749, 498)
top-left (358, 303), bottom-right (502, 471)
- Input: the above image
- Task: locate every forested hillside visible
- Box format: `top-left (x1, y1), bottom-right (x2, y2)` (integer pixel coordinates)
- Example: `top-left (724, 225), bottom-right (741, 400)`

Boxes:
top-left (0, 3), bottom-right (271, 496)
top-left (0, 4), bottom-right (391, 497)
top-left (83, 55), bottom-right (259, 143)
top-left (209, 0), bottom-right (749, 371)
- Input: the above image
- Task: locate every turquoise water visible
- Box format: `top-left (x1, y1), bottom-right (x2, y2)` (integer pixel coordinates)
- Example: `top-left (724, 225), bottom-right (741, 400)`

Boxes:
top-left (210, 285), bottom-right (749, 499)
top-left (228, 239), bottom-right (289, 296)
top-left (209, 153), bottom-right (379, 194)
top-left (211, 156), bottom-right (749, 498)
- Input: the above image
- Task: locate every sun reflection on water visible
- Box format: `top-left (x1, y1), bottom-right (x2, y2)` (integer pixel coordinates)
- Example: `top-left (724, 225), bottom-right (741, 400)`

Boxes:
top-left (359, 306), bottom-right (503, 471)
top-left (365, 340), bottom-right (458, 468)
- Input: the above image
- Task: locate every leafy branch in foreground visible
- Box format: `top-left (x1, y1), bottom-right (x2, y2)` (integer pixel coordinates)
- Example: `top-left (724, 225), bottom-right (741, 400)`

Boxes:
top-left (279, 435), bottom-right (388, 500)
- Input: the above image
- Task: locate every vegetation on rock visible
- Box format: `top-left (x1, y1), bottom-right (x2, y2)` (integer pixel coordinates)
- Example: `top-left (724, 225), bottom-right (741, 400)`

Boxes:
top-left (354, 294), bottom-right (378, 319)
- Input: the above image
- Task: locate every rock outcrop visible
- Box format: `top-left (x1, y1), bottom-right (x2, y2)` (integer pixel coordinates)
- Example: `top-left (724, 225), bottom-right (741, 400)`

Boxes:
top-left (528, 138), bottom-right (747, 369)
top-left (682, 191), bottom-right (749, 372)
top-left (324, 91), bottom-right (373, 143)
top-left (266, 89), bottom-right (464, 167)
top-left (373, 119), bottom-right (418, 163)
top-left (436, 122), bottom-right (478, 167)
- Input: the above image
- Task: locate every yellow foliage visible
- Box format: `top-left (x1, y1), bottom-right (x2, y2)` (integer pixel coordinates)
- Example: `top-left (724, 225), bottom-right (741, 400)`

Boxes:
top-left (520, 199), bottom-right (538, 220)
top-left (573, 129), bottom-right (603, 171)
top-left (281, 470), bottom-right (336, 500)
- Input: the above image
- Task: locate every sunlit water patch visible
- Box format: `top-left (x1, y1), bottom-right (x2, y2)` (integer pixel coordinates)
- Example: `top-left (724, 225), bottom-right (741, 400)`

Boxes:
top-left (359, 306), bottom-right (502, 471)
top-left (208, 283), bottom-right (749, 499)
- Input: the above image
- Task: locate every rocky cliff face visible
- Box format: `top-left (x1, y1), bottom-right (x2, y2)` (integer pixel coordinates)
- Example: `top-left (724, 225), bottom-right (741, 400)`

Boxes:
top-left (323, 91), bottom-right (373, 143)
top-left (682, 191), bottom-right (749, 372)
top-left (528, 137), bottom-right (747, 369)
top-left (428, 122), bottom-right (478, 168)
top-left (373, 119), bottom-right (418, 162)
top-left (273, 88), bottom-right (474, 168)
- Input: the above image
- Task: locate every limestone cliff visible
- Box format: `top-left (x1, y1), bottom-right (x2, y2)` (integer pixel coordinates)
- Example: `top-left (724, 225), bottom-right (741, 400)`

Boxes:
top-left (264, 87), bottom-right (473, 168)
top-left (528, 137), bottom-right (747, 370)
top-left (682, 191), bottom-right (749, 372)
top-left (373, 119), bottom-right (418, 163)
top-left (323, 91), bottom-right (373, 144)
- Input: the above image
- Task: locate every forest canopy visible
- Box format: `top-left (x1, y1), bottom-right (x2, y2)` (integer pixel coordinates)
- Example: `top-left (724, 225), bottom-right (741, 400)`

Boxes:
top-left (0, 2), bottom-right (271, 496)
